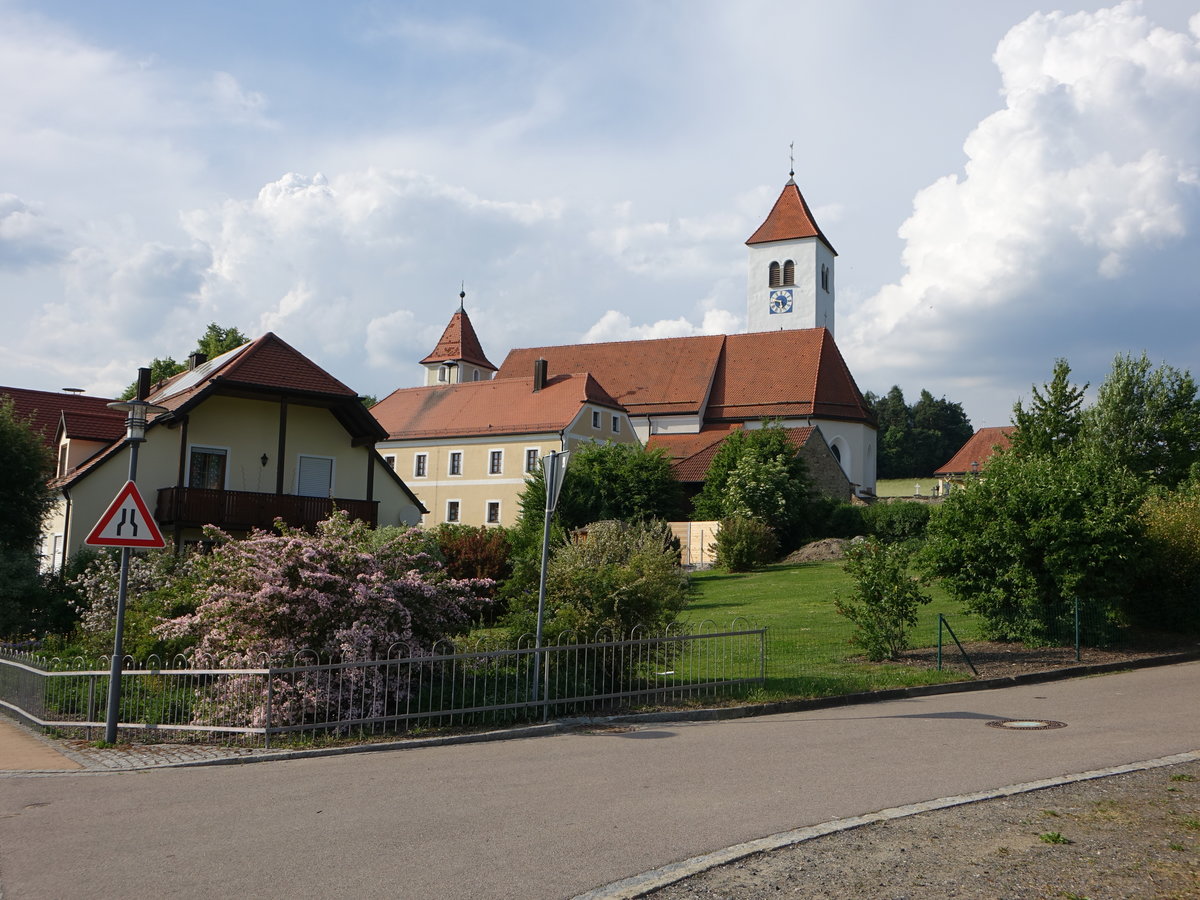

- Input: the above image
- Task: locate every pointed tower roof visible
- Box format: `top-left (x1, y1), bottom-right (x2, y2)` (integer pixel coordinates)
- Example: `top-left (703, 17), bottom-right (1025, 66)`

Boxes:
top-left (745, 179), bottom-right (837, 255)
top-left (419, 301), bottom-right (497, 372)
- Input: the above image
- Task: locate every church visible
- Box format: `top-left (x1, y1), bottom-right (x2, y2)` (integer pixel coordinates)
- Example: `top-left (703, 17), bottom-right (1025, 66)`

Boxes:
top-left (372, 175), bottom-right (877, 528)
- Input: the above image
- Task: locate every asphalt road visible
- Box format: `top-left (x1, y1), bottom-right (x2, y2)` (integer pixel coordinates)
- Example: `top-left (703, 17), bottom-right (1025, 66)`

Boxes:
top-left (2, 662), bottom-right (1198, 899)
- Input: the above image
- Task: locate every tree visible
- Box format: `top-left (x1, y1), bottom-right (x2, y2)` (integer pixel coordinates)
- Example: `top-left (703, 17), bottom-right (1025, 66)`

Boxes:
top-left (0, 398), bottom-right (57, 637)
top-left (516, 442), bottom-right (682, 533)
top-left (120, 323), bottom-right (249, 399)
top-left (693, 424), bottom-right (812, 549)
top-left (1081, 352), bottom-right (1200, 488)
top-left (866, 386), bottom-right (973, 477)
top-left (834, 539), bottom-right (931, 661)
top-left (920, 447), bottom-right (1145, 646)
top-left (1010, 358), bottom-right (1088, 458)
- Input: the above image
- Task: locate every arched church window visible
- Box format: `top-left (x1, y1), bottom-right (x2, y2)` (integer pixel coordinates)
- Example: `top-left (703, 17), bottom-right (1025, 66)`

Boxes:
top-left (830, 443), bottom-right (841, 463)
top-left (768, 261), bottom-right (781, 287)
top-left (820, 264), bottom-right (830, 292)
top-left (782, 260), bottom-right (795, 286)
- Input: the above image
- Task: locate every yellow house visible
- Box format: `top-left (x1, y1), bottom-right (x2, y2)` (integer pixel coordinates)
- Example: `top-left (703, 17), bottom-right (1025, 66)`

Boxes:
top-left (373, 356), bottom-right (637, 528)
top-left (44, 333), bottom-right (425, 565)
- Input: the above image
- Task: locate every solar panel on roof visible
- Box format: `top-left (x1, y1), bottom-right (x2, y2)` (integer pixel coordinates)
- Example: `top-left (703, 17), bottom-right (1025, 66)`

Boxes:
top-left (149, 342), bottom-right (250, 402)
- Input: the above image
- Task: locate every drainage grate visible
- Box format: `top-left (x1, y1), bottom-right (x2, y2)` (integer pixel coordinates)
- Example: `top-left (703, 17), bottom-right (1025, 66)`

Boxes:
top-left (986, 718), bottom-right (1067, 731)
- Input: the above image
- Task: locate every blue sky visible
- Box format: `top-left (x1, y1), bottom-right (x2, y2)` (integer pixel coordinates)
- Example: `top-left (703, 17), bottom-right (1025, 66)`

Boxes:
top-left (1, 0), bottom-right (1198, 428)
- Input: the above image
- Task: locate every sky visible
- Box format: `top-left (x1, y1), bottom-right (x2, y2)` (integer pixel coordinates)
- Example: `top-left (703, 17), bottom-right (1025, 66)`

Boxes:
top-left (1, 0), bottom-right (1198, 429)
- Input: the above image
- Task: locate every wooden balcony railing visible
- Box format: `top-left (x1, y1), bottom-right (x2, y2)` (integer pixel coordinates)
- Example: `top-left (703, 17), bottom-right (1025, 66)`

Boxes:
top-left (156, 487), bottom-right (378, 533)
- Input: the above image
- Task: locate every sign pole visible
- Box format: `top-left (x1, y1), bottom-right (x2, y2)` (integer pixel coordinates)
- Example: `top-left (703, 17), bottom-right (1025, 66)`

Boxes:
top-left (104, 435), bottom-right (140, 744)
top-left (532, 450), bottom-right (568, 715)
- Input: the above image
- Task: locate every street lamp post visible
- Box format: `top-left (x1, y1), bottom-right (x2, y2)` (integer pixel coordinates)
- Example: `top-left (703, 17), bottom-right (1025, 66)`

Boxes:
top-left (102, 380), bottom-right (166, 744)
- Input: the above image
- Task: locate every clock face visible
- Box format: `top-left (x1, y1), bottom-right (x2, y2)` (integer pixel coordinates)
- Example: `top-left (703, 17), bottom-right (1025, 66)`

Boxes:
top-left (769, 289), bottom-right (793, 314)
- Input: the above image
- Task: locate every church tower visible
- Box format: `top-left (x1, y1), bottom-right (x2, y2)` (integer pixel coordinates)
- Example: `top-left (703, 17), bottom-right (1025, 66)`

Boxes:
top-left (745, 174), bottom-right (837, 336)
top-left (420, 291), bottom-right (497, 386)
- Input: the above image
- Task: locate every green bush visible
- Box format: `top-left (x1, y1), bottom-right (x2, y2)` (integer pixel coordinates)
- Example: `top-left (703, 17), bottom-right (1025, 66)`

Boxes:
top-left (712, 517), bottom-right (779, 572)
top-left (921, 448), bottom-right (1144, 646)
top-left (833, 539), bottom-right (931, 661)
top-left (1136, 488), bottom-right (1200, 632)
top-left (503, 519), bottom-right (688, 640)
top-left (861, 501), bottom-right (931, 544)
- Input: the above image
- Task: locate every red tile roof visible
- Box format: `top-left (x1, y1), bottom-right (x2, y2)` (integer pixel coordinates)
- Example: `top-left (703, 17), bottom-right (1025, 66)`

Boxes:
top-left (419, 309), bottom-right (497, 372)
top-left (706, 329), bottom-right (872, 424)
top-left (150, 332), bottom-right (358, 411)
top-left (373, 373), bottom-right (623, 440)
top-left (934, 426), bottom-right (1014, 476)
top-left (498, 335), bottom-right (726, 418)
top-left (745, 179), bottom-right (837, 255)
top-left (648, 424), bottom-right (817, 483)
top-left (0, 387), bottom-right (122, 451)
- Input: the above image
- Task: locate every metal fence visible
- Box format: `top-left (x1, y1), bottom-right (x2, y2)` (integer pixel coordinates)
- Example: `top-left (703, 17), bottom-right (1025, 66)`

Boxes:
top-left (0, 626), bottom-right (765, 747)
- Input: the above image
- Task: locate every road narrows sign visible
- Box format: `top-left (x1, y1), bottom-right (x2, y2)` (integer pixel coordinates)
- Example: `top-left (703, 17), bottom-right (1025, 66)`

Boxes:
top-left (84, 481), bottom-right (167, 549)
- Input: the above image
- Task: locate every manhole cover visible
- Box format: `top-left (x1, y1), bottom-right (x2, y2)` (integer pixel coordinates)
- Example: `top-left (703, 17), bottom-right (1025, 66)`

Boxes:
top-left (986, 718), bottom-right (1067, 731)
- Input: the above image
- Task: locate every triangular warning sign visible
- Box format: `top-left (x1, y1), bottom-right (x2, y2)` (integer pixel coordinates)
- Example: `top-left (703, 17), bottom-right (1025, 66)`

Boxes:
top-left (85, 481), bottom-right (166, 549)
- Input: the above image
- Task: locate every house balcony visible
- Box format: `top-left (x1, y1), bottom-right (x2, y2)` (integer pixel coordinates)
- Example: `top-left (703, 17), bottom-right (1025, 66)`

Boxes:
top-left (155, 487), bottom-right (379, 533)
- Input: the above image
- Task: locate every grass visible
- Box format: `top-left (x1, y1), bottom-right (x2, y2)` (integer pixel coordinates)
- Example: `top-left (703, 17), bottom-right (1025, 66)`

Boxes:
top-left (875, 477), bottom-right (939, 498)
top-left (682, 559), bottom-right (984, 699)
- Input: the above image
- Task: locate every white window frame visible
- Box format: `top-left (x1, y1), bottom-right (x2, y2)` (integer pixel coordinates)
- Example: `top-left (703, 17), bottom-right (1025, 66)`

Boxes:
top-left (445, 499), bottom-right (461, 523)
top-left (611, 415), bottom-right (620, 434)
top-left (524, 447), bottom-right (540, 474)
top-left (488, 448), bottom-right (504, 475)
top-left (591, 410), bottom-right (600, 429)
top-left (296, 454), bottom-right (336, 498)
top-left (485, 500), bottom-right (501, 525)
top-left (383, 454), bottom-right (397, 471)
top-left (448, 450), bottom-right (463, 476)
top-left (187, 444), bottom-right (231, 490)
top-left (413, 453), bottom-right (428, 478)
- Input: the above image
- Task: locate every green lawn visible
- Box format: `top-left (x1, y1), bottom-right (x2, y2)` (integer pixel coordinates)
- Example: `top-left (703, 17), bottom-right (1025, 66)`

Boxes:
top-left (681, 560), bottom-right (983, 699)
top-left (875, 477), bottom-right (939, 498)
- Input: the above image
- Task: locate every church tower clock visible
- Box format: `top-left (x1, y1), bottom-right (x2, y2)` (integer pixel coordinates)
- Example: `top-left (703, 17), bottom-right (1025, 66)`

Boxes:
top-left (745, 171), bottom-right (837, 336)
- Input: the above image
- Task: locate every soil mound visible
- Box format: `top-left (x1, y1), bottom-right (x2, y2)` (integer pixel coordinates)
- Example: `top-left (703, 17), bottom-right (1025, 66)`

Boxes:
top-left (783, 537), bottom-right (856, 563)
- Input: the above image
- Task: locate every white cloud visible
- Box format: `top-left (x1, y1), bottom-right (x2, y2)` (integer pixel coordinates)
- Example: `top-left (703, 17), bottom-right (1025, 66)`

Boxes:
top-left (0, 194), bottom-right (66, 268)
top-left (582, 308), bottom-right (740, 343)
top-left (207, 71), bottom-right (273, 127)
top-left (844, 1), bottom-right (1200, 424)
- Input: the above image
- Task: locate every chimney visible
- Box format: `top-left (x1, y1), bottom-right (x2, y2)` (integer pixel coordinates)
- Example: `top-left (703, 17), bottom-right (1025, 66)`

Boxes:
top-left (188, 351), bottom-right (208, 371)
top-left (533, 358), bottom-right (547, 392)
top-left (136, 367), bottom-right (151, 401)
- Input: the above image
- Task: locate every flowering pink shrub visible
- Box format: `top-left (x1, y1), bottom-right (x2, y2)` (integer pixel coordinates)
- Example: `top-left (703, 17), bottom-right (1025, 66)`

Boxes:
top-left (154, 511), bottom-right (491, 728)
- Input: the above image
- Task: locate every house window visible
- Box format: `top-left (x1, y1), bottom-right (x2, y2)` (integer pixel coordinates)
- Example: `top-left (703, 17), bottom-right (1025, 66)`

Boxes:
top-left (189, 447), bottom-right (228, 490)
top-left (611, 415), bottom-right (620, 434)
top-left (472, 370), bottom-right (481, 382)
top-left (768, 261), bottom-right (781, 287)
top-left (489, 450), bottom-right (503, 475)
top-left (821, 264), bottom-right (830, 292)
top-left (525, 448), bottom-right (539, 473)
top-left (57, 443), bottom-right (68, 477)
top-left (446, 500), bottom-right (460, 523)
top-left (414, 453), bottom-right (427, 477)
top-left (486, 501), bottom-right (501, 524)
top-left (782, 259), bottom-right (795, 286)
top-left (297, 455), bottom-right (334, 498)
top-left (383, 454), bottom-right (397, 471)
top-left (449, 451), bottom-right (462, 476)
top-left (591, 410), bottom-right (600, 429)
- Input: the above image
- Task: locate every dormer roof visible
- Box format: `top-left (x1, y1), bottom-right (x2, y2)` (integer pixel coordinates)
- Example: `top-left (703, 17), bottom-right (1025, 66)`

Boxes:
top-left (745, 179), bottom-right (837, 255)
top-left (0, 387), bottom-right (122, 452)
top-left (419, 309), bottom-right (497, 372)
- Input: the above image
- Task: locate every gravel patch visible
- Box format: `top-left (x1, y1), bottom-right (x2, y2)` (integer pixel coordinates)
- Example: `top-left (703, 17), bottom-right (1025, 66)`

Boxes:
top-left (648, 759), bottom-right (1200, 899)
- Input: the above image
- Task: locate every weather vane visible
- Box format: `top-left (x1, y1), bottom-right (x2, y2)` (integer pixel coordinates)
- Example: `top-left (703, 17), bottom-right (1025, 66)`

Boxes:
top-left (459, 282), bottom-right (466, 311)
top-left (789, 141), bottom-right (795, 178)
